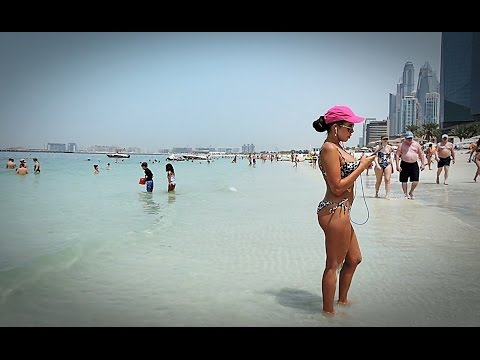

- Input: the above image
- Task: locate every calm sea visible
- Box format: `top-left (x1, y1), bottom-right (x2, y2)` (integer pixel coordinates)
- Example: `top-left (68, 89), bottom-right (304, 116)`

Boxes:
top-left (1, 151), bottom-right (479, 326)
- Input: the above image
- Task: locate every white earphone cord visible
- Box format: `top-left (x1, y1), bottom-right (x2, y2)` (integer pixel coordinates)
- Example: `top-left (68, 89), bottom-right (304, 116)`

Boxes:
top-left (350, 173), bottom-right (370, 225)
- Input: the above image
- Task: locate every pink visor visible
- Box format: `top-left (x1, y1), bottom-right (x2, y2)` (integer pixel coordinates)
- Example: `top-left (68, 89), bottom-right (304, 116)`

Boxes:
top-left (324, 105), bottom-right (365, 124)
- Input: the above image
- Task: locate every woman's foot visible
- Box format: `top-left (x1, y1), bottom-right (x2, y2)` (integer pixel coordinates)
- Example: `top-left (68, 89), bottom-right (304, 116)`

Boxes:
top-left (322, 310), bottom-right (335, 317)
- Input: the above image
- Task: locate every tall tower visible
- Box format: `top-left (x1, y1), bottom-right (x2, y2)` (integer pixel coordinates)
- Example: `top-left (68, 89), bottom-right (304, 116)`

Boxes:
top-left (416, 62), bottom-right (440, 125)
top-left (402, 61), bottom-right (415, 97)
top-left (440, 32), bottom-right (480, 128)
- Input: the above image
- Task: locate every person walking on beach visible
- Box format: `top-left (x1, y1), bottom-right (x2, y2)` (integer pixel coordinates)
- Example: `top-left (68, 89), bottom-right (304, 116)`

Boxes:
top-left (468, 142), bottom-right (477, 163)
top-left (6, 158), bottom-right (16, 169)
top-left (474, 139), bottom-right (480, 182)
top-left (395, 131), bottom-right (425, 199)
top-left (141, 162), bottom-right (154, 192)
top-left (374, 135), bottom-right (394, 198)
top-left (312, 105), bottom-right (375, 316)
top-left (33, 158), bottom-right (40, 174)
top-left (435, 134), bottom-right (455, 185)
top-left (425, 143), bottom-right (435, 170)
top-left (166, 163), bottom-right (176, 192)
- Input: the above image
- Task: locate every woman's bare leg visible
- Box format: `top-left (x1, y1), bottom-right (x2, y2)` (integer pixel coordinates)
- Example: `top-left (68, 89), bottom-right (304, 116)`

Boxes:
top-left (338, 226), bottom-right (362, 304)
top-left (374, 167), bottom-right (383, 197)
top-left (384, 165), bottom-right (392, 197)
top-left (319, 210), bottom-right (352, 314)
top-left (475, 159), bottom-right (480, 181)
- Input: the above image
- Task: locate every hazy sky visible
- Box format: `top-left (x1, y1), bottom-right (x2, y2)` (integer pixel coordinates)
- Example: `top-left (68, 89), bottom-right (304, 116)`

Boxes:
top-left (0, 32), bottom-right (441, 152)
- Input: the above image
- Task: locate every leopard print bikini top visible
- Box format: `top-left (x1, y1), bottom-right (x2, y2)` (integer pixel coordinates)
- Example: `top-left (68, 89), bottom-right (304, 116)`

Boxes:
top-left (319, 144), bottom-right (360, 178)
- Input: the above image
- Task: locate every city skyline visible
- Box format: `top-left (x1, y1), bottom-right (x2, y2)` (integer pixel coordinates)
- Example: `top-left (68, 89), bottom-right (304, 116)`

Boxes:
top-left (0, 32), bottom-right (442, 152)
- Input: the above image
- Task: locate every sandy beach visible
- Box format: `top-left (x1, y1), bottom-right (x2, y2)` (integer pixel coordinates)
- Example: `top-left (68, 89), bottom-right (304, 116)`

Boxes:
top-left (356, 151), bottom-right (479, 231)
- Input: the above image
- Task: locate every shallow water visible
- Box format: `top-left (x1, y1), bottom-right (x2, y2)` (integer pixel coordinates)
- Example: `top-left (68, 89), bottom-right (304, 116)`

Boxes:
top-left (1, 152), bottom-right (479, 326)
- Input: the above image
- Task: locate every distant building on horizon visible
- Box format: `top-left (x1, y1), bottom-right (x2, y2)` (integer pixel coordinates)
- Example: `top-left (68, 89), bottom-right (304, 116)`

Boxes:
top-left (67, 143), bottom-right (77, 152)
top-left (242, 144), bottom-right (255, 154)
top-left (47, 143), bottom-right (66, 152)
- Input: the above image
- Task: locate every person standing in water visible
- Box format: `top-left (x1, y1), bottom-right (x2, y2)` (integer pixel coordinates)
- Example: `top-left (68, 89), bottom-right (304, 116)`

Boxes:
top-left (141, 162), bottom-right (154, 192)
top-left (16, 162), bottom-right (28, 175)
top-left (166, 163), bottom-right (176, 192)
top-left (33, 158), bottom-right (41, 174)
top-left (6, 158), bottom-right (16, 169)
top-left (312, 105), bottom-right (375, 316)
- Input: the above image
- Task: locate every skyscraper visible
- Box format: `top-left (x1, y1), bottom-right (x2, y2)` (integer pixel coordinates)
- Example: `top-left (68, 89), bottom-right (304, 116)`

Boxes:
top-left (416, 62), bottom-right (440, 125)
top-left (440, 32), bottom-right (480, 128)
top-left (402, 61), bottom-right (415, 98)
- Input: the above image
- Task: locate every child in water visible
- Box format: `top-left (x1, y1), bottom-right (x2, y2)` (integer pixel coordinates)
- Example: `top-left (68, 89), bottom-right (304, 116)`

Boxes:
top-left (166, 163), bottom-right (176, 192)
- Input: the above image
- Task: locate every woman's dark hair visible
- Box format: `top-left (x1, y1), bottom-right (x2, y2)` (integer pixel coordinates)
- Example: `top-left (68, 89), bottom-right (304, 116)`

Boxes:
top-left (312, 116), bottom-right (348, 133)
top-left (166, 163), bottom-right (175, 173)
top-left (141, 162), bottom-right (148, 167)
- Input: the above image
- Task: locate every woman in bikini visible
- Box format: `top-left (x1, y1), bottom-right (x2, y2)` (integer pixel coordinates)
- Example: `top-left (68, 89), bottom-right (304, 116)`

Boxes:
top-left (166, 163), bottom-right (176, 192)
top-left (374, 135), bottom-right (394, 199)
top-left (313, 105), bottom-right (375, 316)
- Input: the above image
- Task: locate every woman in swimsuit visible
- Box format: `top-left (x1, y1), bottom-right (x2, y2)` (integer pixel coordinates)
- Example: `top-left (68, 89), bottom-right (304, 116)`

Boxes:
top-left (374, 135), bottom-right (394, 198)
top-left (166, 163), bottom-right (176, 192)
top-left (312, 105), bottom-right (375, 316)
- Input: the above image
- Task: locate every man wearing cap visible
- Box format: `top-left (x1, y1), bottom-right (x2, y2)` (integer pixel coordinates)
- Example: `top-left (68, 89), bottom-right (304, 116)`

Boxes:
top-left (396, 131), bottom-right (425, 199)
top-left (435, 134), bottom-right (455, 185)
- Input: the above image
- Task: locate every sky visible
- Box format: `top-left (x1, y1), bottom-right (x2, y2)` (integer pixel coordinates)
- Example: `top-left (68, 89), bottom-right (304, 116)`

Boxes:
top-left (0, 32), bottom-right (441, 152)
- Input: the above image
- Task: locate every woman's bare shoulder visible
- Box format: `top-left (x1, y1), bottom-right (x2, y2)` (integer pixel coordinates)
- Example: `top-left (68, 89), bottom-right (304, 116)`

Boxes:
top-left (321, 142), bottom-right (338, 153)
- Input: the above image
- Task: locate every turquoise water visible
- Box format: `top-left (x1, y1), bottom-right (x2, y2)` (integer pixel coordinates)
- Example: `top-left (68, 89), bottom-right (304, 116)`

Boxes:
top-left (1, 151), bottom-right (479, 326)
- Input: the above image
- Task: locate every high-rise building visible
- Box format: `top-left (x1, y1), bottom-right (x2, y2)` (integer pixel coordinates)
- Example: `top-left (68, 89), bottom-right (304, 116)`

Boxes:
top-left (440, 32), bottom-right (480, 128)
top-left (402, 62), bottom-right (415, 98)
top-left (416, 62), bottom-right (440, 125)
top-left (388, 93), bottom-right (397, 136)
top-left (424, 92), bottom-right (440, 125)
top-left (362, 118), bottom-right (376, 147)
top-left (365, 120), bottom-right (388, 146)
top-left (389, 64), bottom-right (416, 137)
top-left (400, 96), bottom-right (418, 130)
